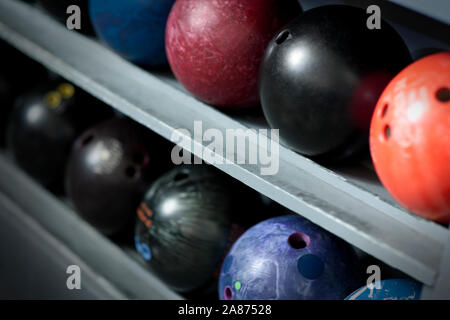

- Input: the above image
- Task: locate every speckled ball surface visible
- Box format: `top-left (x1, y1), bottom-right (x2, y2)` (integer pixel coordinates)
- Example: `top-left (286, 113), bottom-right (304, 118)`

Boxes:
top-left (165, 0), bottom-right (302, 108)
top-left (346, 279), bottom-right (422, 300)
top-left (219, 215), bottom-right (362, 300)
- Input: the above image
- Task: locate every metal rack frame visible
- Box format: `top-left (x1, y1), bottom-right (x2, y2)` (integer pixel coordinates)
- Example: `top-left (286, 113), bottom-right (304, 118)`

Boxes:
top-left (0, 0), bottom-right (448, 299)
top-left (389, 0), bottom-right (450, 25)
top-left (0, 154), bottom-right (182, 299)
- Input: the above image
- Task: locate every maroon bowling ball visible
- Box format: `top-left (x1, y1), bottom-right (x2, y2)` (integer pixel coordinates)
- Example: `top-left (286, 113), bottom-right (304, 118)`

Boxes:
top-left (165, 0), bottom-right (302, 109)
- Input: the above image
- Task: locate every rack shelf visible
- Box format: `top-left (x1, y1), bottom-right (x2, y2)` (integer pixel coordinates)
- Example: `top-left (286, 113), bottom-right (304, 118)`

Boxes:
top-left (389, 0), bottom-right (450, 25)
top-left (0, 0), bottom-right (448, 295)
top-left (0, 153), bottom-right (182, 300)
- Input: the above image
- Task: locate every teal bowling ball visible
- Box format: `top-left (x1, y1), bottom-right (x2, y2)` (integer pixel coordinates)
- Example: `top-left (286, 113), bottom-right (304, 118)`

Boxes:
top-left (346, 279), bottom-right (422, 300)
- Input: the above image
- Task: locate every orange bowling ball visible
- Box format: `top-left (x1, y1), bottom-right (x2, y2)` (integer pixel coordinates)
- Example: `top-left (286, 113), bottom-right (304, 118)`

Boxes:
top-left (370, 52), bottom-right (450, 223)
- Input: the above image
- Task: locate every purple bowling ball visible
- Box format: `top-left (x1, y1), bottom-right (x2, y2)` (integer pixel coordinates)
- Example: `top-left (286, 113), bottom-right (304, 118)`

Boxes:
top-left (218, 215), bottom-right (362, 300)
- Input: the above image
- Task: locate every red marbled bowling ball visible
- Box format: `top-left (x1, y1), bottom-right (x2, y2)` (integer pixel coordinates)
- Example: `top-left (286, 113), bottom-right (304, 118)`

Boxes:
top-left (370, 52), bottom-right (450, 223)
top-left (165, 0), bottom-right (301, 109)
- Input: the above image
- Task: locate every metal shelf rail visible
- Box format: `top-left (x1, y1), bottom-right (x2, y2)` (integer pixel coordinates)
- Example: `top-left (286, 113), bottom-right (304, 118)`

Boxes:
top-left (0, 154), bottom-right (182, 300)
top-left (389, 0), bottom-right (450, 25)
top-left (0, 0), bottom-right (448, 298)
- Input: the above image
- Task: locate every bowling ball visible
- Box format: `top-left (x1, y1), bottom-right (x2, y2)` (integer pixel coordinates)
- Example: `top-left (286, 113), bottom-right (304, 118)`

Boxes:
top-left (134, 165), bottom-right (265, 293)
top-left (0, 40), bottom-right (46, 146)
top-left (218, 215), bottom-right (361, 300)
top-left (166, 0), bottom-right (302, 109)
top-left (260, 5), bottom-right (412, 160)
top-left (89, 0), bottom-right (175, 67)
top-left (346, 279), bottom-right (422, 300)
top-left (370, 52), bottom-right (450, 223)
top-left (7, 79), bottom-right (111, 191)
top-left (36, 0), bottom-right (94, 35)
top-left (66, 117), bottom-right (170, 235)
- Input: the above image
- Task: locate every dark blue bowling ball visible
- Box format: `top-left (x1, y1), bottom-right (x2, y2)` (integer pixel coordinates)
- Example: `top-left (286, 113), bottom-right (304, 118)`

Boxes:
top-left (89, 0), bottom-right (175, 67)
top-left (346, 279), bottom-right (422, 300)
top-left (218, 215), bottom-right (362, 300)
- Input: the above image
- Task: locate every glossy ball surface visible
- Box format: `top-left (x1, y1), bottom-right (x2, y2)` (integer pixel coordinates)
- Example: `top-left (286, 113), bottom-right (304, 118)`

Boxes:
top-left (260, 5), bottom-right (412, 159)
top-left (370, 52), bottom-right (450, 223)
top-left (0, 41), bottom-right (46, 146)
top-left (7, 80), bottom-right (110, 191)
top-left (89, 0), bottom-right (175, 67)
top-left (135, 165), bottom-right (263, 293)
top-left (346, 279), bottom-right (422, 300)
top-left (218, 215), bottom-right (361, 300)
top-left (166, 0), bottom-right (301, 109)
top-left (66, 117), bottom-right (167, 235)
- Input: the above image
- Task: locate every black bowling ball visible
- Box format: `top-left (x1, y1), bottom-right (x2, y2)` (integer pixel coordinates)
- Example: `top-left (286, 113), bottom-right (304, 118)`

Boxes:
top-left (259, 5), bottom-right (412, 161)
top-left (0, 40), bottom-right (47, 146)
top-left (134, 165), bottom-right (265, 293)
top-left (7, 79), bottom-right (111, 191)
top-left (66, 117), bottom-right (170, 235)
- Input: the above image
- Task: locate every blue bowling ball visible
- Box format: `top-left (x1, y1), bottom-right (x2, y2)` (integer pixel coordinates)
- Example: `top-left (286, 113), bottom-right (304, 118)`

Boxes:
top-left (218, 215), bottom-right (362, 300)
top-left (346, 279), bottom-right (422, 300)
top-left (89, 0), bottom-right (175, 67)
